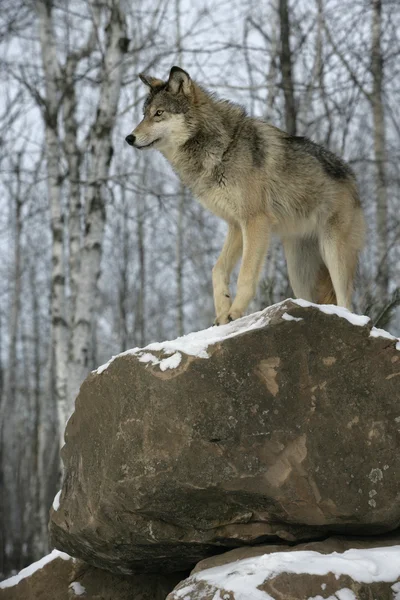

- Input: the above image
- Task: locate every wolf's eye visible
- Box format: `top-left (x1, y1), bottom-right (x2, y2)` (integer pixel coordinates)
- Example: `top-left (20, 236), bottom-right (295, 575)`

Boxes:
top-left (155, 109), bottom-right (164, 117)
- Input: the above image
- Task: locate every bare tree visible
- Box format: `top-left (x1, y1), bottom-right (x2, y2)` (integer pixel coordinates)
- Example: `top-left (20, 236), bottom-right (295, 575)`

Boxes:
top-left (67, 2), bottom-right (129, 407)
top-left (279, 0), bottom-right (297, 135)
top-left (37, 0), bottom-right (69, 443)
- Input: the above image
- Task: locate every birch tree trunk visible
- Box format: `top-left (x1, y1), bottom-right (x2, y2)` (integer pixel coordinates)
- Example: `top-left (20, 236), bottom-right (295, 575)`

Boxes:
top-left (67, 2), bottom-right (128, 406)
top-left (37, 0), bottom-right (69, 442)
top-left (63, 21), bottom-right (97, 335)
top-left (63, 63), bottom-right (83, 333)
top-left (371, 0), bottom-right (389, 299)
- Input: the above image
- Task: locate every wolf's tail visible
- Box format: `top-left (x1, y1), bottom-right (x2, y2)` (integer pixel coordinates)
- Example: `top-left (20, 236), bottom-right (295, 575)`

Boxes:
top-left (316, 265), bottom-right (337, 305)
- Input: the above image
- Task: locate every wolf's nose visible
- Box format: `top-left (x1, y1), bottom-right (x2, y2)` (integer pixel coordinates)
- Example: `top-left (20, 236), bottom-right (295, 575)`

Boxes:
top-left (125, 134), bottom-right (135, 146)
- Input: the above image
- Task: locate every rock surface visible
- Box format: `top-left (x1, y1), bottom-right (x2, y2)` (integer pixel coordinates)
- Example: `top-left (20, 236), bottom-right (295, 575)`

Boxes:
top-left (0, 550), bottom-right (183, 600)
top-left (50, 300), bottom-right (400, 573)
top-left (167, 536), bottom-right (400, 600)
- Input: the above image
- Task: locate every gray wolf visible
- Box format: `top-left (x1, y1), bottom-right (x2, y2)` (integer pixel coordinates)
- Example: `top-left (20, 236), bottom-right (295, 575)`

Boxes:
top-left (125, 66), bottom-right (365, 324)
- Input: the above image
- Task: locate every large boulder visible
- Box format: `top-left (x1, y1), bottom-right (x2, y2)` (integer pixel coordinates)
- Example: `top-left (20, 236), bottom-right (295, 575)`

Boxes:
top-left (167, 536), bottom-right (400, 600)
top-left (50, 299), bottom-right (400, 573)
top-left (0, 550), bottom-right (181, 600)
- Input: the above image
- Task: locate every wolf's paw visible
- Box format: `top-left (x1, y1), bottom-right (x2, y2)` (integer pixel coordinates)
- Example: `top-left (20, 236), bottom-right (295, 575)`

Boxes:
top-left (214, 310), bottom-right (243, 325)
top-left (227, 309), bottom-right (243, 322)
top-left (214, 312), bottom-right (230, 326)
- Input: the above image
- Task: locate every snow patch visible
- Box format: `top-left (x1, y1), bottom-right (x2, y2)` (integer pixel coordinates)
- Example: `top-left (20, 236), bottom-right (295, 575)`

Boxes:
top-left (94, 298), bottom-right (399, 376)
top-left (369, 327), bottom-right (397, 341)
top-left (95, 307), bottom-right (276, 375)
top-left (69, 581), bottom-right (86, 596)
top-left (369, 326), bottom-right (400, 350)
top-left (335, 590), bottom-right (357, 600)
top-left (0, 550), bottom-right (72, 589)
top-left (293, 299), bottom-right (370, 327)
top-left (137, 350), bottom-right (182, 371)
top-left (174, 546), bottom-right (400, 600)
top-left (281, 312), bottom-right (303, 322)
top-left (52, 490), bottom-right (61, 511)
top-left (392, 581), bottom-right (400, 599)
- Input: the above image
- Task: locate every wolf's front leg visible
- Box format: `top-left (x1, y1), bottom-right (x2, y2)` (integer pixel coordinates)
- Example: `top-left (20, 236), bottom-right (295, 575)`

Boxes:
top-left (212, 224), bottom-right (242, 325)
top-left (226, 216), bottom-right (270, 322)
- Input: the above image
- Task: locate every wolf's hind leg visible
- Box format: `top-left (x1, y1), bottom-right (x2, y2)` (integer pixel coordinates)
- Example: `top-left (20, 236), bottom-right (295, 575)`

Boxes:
top-left (212, 223), bottom-right (242, 324)
top-left (225, 216), bottom-right (270, 322)
top-left (319, 231), bottom-right (358, 311)
top-left (283, 236), bottom-right (322, 303)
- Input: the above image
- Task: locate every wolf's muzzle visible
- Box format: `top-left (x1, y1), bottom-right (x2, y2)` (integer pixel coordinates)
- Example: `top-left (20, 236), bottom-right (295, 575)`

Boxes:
top-left (125, 134), bottom-right (135, 146)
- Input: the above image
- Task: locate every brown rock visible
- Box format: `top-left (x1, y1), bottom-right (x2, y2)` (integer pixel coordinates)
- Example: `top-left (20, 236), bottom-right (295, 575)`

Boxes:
top-left (168, 537), bottom-right (400, 600)
top-left (0, 551), bottom-right (183, 600)
top-left (50, 300), bottom-right (400, 573)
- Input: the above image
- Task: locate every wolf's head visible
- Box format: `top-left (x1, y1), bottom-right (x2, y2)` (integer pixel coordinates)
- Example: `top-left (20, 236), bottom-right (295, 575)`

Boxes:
top-left (126, 67), bottom-right (195, 151)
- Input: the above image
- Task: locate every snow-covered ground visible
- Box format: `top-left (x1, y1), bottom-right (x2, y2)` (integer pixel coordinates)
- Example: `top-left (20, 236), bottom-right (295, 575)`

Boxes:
top-left (0, 549), bottom-right (72, 589)
top-left (95, 299), bottom-right (400, 375)
top-left (2, 544), bottom-right (400, 598)
top-left (69, 581), bottom-right (86, 596)
top-left (173, 546), bottom-right (400, 600)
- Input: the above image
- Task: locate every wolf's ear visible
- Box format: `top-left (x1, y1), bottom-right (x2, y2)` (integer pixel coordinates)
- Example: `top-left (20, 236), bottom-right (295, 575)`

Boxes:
top-left (139, 73), bottom-right (164, 89)
top-left (167, 66), bottom-right (192, 96)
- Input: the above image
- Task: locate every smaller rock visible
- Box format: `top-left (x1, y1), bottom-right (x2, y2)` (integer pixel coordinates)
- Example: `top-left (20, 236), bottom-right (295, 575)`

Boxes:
top-left (167, 537), bottom-right (400, 600)
top-left (0, 549), bottom-right (184, 600)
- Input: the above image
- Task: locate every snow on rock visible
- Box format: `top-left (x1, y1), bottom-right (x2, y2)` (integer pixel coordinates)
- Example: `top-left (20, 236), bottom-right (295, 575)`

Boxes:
top-left (293, 299), bottom-right (371, 326)
top-left (335, 590), bottom-right (357, 600)
top-left (0, 549), bottom-right (72, 589)
top-left (392, 581), bottom-right (400, 599)
top-left (95, 298), bottom-right (399, 376)
top-left (95, 306), bottom-right (277, 375)
top-left (52, 490), bottom-right (61, 511)
top-left (369, 325), bottom-right (400, 352)
top-left (295, 299), bottom-right (400, 348)
top-left (172, 546), bottom-right (400, 600)
top-left (281, 312), bottom-right (303, 322)
top-left (69, 581), bottom-right (86, 596)
top-left (137, 350), bottom-right (182, 371)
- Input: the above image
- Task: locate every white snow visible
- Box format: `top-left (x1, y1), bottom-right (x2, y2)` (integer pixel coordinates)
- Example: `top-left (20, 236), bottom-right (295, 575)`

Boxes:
top-left (392, 581), bottom-right (400, 599)
top-left (0, 549), bottom-right (72, 589)
top-left (281, 312), bottom-right (303, 322)
top-left (69, 581), bottom-right (86, 596)
top-left (94, 298), bottom-right (399, 376)
top-left (174, 546), bottom-right (400, 600)
top-left (137, 350), bottom-right (182, 371)
top-left (337, 590), bottom-right (357, 600)
top-left (95, 306), bottom-right (277, 374)
top-left (52, 490), bottom-right (61, 511)
top-left (293, 299), bottom-right (370, 327)
top-left (369, 325), bottom-right (400, 350)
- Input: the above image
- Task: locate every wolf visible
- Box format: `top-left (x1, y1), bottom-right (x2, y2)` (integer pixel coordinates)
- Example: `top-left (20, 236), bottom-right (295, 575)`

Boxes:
top-left (126, 66), bottom-right (365, 324)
